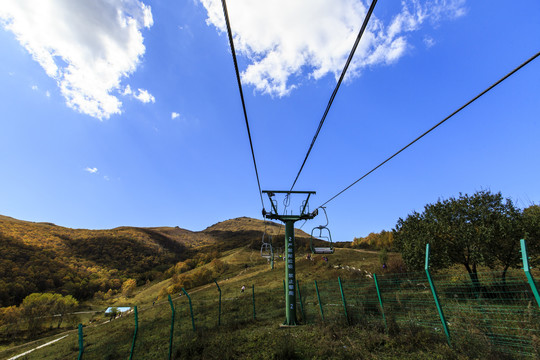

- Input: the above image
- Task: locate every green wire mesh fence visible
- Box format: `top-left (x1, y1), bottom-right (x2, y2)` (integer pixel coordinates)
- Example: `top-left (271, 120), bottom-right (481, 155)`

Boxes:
top-left (432, 269), bottom-right (540, 357)
top-left (10, 242), bottom-right (540, 359)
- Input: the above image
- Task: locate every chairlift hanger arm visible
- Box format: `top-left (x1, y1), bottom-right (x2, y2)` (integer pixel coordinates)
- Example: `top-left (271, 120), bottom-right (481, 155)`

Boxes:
top-left (262, 190), bottom-right (317, 220)
top-left (263, 190), bottom-right (316, 195)
top-left (300, 193), bottom-right (312, 215)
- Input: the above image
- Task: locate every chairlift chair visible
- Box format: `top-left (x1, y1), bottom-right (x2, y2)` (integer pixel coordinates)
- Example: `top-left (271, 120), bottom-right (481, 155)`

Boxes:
top-left (260, 221), bottom-right (273, 259)
top-left (310, 207), bottom-right (334, 254)
top-left (261, 240), bottom-right (273, 259)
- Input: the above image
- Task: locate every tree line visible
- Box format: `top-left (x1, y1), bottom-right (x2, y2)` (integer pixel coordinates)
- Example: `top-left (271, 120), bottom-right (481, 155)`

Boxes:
top-left (393, 190), bottom-right (539, 286)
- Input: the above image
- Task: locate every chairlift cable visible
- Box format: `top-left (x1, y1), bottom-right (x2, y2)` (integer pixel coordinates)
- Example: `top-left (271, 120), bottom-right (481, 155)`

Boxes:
top-left (316, 50), bottom-right (540, 209)
top-left (221, 0), bottom-right (265, 209)
top-left (289, 0), bottom-right (379, 192)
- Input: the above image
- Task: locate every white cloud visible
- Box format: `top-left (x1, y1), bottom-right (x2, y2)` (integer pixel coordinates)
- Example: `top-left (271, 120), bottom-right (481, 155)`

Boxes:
top-left (200, 0), bottom-right (466, 96)
top-left (423, 36), bottom-right (435, 48)
top-left (0, 0), bottom-right (153, 119)
top-left (122, 84), bottom-right (155, 103)
top-left (133, 88), bottom-right (155, 103)
top-left (85, 167), bottom-right (98, 174)
top-left (123, 85), bottom-right (133, 96)
top-left (171, 112), bottom-right (180, 120)
top-left (31, 84), bottom-right (38, 91)
top-left (104, 175), bottom-right (110, 181)
top-left (45, 90), bottom-right (51, 97)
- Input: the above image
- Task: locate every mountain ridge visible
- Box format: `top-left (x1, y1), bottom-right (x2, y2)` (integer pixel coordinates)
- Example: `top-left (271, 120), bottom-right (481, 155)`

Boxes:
top-left (0, 214), bottom-right (312, 307)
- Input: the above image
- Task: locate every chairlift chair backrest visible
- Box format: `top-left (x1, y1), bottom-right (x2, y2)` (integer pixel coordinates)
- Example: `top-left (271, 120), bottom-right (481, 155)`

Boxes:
top-left (310, 225), bottom-right (334, 254)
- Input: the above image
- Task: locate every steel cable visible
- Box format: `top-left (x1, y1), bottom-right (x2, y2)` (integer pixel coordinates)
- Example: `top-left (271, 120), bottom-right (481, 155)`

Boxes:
top-left (317, 50), bottom-right (540, 209)
top-left (221, 0), bottom-right (265, 209)
top-left (289, 0), bottom-right (379, 192)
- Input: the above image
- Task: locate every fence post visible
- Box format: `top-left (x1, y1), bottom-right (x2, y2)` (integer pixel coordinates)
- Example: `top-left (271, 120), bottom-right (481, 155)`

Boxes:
top-left (521, 239), bottom-right (540, 308)
top-left (129, 306), bottom-right (138, 360)
top-left (373, 274), bottom-right (387, 330)
top-left (168, 295), bottom-right (175, 360)
top-left (425, 243), bottom-right (451, 346)
top-left (314, 280), bottom-right (324, 321)
top-left (77, 323), bottom-right (83, 360)
top-left (338, 277), bottom-right (349, 325)
top-left (214, 279), bottom-right (222, 326)
top-left (252, 284), bottom-right (256, 320)
top-left (296, 280), bottom-right (305, 322)
top-left (182, 288), bottom-right (196, 332)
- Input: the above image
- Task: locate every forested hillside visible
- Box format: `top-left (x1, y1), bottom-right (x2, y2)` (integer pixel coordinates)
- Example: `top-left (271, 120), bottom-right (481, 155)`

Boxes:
top-left (0, 216), bottom-right (311, 307)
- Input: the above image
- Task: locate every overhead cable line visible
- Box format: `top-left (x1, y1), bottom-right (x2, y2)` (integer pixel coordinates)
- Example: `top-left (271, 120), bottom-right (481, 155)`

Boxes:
top-left (316, 50), bottom-right (540, 209)
top-left (221, 0), bottom-right (265, 209)
top-left (289, 0), bottom-right (379, 192)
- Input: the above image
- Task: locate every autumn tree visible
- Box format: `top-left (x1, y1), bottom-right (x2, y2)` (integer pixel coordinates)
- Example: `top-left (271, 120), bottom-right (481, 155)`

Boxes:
top-left (352, 230), bottom-right (393, 250)
top-left (394, 191), bottom-right (527, 288)
top-left (121, 279), bottom-right (137, 298)
top-left (0, 305), bottom-right (21, 338)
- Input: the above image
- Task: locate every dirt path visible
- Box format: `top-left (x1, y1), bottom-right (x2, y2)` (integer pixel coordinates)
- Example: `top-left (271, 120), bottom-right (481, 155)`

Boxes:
top-left (5, 335), bottom-right (70, 360)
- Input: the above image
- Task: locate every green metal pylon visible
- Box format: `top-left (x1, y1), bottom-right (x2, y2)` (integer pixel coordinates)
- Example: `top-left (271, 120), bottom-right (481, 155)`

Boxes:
top-left (263, 190), bottom-right (316, 326)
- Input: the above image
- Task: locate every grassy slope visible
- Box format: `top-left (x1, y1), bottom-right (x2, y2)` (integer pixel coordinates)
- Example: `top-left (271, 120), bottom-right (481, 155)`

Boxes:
top-left (0, 247), bottom-right (476, 360)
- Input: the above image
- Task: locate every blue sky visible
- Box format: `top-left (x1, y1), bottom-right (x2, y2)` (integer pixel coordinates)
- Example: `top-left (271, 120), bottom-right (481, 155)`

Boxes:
top-left (0, 0), bottom-right (539, 242)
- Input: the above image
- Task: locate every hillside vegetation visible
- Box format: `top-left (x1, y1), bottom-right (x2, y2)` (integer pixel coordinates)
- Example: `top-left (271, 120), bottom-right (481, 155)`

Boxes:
top-left (0, 247), bottom-right (422, 360)
top-left (0, 216), bottom-right (312, 308)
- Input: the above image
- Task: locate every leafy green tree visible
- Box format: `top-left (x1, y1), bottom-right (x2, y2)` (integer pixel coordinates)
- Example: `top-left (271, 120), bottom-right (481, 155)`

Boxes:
top-left (394, 191), bottom-right (526, 288)
top-left (21, 293), bottom-right (79, 334)
top-left (53, 294), bottom-right (78, 328)
top-left (108, 307), bottom-right (119, 321)
top-left (523, 205), bottom-right (540, 266)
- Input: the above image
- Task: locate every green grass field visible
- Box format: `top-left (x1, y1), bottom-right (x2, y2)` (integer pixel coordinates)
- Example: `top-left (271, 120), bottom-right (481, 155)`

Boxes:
top-left (1, 247), bottom-right (538, 360)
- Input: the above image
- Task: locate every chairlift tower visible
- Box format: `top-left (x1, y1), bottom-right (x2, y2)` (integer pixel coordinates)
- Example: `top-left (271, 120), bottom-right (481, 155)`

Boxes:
top-left (262, 190), bottom-right (317, 326)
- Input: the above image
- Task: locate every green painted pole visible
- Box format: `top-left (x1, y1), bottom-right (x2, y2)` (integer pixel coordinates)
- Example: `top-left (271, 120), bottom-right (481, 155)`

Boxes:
top-left (425, 243), bottom-right (451, 346)
top-left (521, 239), bottom-right (540, 308)
top-left (338, 277), bottom-right (349, 325)
top-left (129, 306), bottom-right (138, 360)
top-left (214, 279), bottom-right (222, 326)
top-left (182, 288), bottom-right (196, 332)
top-left (373, 274), bottom-right (387, 330)
top-left (284, 220), bottom-right (298, 325)
top-left (271, 246), bottom-right (274, 270)
top-left (77, 323), bottom-right (83, 360)
top-left (168, 295), bottom-right (175, 360)
top-left (252, 284), bottom-right (256, 319)
top-left (296, 280), bottom-right (305, 322)
top-left (283, 279), bottom-right (286, 300)
top-left (314, 280), bottom-right (324, 321)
